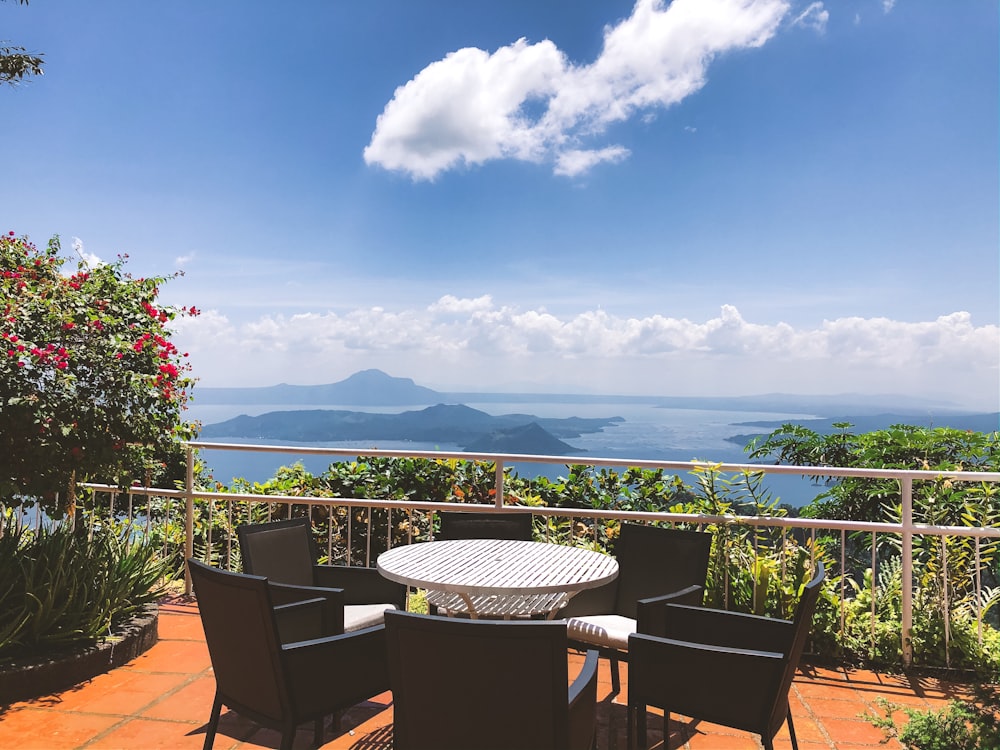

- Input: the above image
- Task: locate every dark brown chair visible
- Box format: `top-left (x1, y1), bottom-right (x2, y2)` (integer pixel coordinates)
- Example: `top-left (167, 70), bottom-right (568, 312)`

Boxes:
top-left (237, 516), bottom-right (406, 631)
top-left (384, 610), bottom-right (599, 750)
top-left (559, 523), bottom-right (712, 692)
top-left (187, 558), bottom-right (388, 750)
top-left (627, 563), bottom-right (826, 750)
top-left (436, 509), bottom-right (534, 541)
top-left (427, 510), bottom-right (535, 616)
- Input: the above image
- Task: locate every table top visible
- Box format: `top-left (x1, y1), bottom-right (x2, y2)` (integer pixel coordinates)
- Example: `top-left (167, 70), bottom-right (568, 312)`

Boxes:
top-left (376, 538), bottom-right (619, 598)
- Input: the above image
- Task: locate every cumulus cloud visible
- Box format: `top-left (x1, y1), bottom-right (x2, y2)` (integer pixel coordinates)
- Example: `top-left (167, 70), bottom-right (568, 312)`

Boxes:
top-left (791, 2), bottom-right (829, 34)
top-left (173, 297), bottom-right (1000, 408)
top-left (364, 0), bottom-right (790, 180)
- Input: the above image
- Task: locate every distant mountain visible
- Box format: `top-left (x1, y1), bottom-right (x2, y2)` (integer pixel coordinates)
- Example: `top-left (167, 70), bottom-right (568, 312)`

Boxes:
top-left (662, 393), bottom-right (965, 417)
top-left (195, 369), bottom-right (442, 406)
top-left (199, 403), bottom-right (622, 452)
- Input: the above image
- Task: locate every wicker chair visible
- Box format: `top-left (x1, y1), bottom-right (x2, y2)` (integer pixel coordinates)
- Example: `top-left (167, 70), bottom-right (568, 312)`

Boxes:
top-left (237, 516), bottom-right (406, 631)
top-left (627, 563), bottom-right (826, 750)
top-left (187, 558), bottom-right (388, 750)
top-left (437, 510), bottom-right (534, 541)
top-left (559, 523), bottom-right (712, 692)
top-left (385, 610), bottom-right (599, 750)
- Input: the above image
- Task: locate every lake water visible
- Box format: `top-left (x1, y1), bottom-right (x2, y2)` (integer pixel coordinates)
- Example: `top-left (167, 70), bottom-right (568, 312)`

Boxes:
top-left (185, 401), bottom-right (824, 507)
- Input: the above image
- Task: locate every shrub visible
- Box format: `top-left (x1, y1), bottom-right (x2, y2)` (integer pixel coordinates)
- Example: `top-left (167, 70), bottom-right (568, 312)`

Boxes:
top-left (1, 232), bottom-right (198, 516)
top-left (867, 689), bottom-right (1000, 750)
top-left (0, 509), bottom-right (171, 661)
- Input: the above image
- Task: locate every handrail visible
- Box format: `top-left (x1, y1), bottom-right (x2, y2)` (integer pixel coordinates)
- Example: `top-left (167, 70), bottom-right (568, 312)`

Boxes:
top-left (78, 440), bottom-right (1000, 668)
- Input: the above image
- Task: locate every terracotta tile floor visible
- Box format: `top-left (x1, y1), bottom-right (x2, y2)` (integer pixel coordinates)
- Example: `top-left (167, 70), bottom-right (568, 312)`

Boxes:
top-left (0, 595), bottom-right (980, 750)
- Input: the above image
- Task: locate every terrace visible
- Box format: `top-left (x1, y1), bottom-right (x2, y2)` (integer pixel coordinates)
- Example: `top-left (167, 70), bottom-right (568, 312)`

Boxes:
top-left (3, 441), bottom-right (999, 749)
top-left (2, 593), bottom-right (984, 750)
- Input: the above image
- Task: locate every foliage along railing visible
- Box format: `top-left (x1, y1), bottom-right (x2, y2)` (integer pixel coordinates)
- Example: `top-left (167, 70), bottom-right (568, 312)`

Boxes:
top-left (58, 440), bottom-right (1000, 677)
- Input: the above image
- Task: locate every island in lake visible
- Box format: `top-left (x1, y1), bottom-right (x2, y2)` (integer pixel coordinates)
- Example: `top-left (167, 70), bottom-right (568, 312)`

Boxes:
top-left (199, 403), bottom-right (624, 455)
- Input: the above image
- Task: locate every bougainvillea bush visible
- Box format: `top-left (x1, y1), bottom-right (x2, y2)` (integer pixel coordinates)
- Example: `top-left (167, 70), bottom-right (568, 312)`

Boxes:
top-left (1, 232), bottom-right (198, 515)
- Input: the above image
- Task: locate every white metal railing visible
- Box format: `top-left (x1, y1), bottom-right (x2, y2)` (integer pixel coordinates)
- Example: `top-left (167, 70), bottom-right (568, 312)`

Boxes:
top-left (79, 440), bottom-right (1000, 668)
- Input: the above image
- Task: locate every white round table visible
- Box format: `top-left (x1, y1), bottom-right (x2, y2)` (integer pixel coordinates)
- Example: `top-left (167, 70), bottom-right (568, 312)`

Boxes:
top-left (377, 538), bottom-right (619, 619)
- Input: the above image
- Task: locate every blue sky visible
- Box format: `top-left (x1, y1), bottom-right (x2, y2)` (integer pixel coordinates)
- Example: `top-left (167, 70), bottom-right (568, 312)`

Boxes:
top-left (4, 0), bottom-right (998, 409)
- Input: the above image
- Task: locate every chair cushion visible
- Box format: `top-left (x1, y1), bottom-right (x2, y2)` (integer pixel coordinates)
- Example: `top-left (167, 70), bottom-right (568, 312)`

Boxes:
top-left (344, 603), bottom-right (396, 632)
top-left (566, 614), bottom-right (636, 651)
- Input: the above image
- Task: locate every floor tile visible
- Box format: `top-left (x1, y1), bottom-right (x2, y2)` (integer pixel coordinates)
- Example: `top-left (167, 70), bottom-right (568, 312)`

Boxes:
top-left (0, 709), bottom-right (123, 749)
top-left (86, 717), bottom-right (207, 749)
top-left (119, 639), bottom-right (211, 673)
top-left (140, 675), bottom-right (217, 722)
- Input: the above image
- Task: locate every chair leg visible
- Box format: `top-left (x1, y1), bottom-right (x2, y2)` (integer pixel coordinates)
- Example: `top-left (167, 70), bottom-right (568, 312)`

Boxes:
top-left (314, 717), bottom-right (324, 746)
top-left (786, 709), bottom-right (799, 750)
top-left (610, 654), bottom-right (621, 693)
top-left (203, 694), bottom-right (222, 750)
top-left (637, 705), bottom-right (647, 750)
top-left (626, 704), bottom-right (635, 750)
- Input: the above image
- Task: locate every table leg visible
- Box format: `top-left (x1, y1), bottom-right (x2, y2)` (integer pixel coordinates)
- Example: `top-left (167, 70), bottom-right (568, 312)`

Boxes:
top-left (458, 592), bottom-right (479, 619)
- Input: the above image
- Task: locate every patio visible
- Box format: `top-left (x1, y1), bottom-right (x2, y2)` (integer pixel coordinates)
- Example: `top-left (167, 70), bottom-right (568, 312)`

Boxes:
top-left (0, 594), bottom-right (981, 750)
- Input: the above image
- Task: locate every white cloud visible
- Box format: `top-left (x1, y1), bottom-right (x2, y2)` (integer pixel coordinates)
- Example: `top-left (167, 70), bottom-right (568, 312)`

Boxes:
top-left (175, 252), bottom-right (196, 268)
top-left (791, 3), bottom-right (829, 34)
top-left (429, 294), bottom-right (495, 315)
top-left (364, 0), bottom-right (790, 180)
top-left (553, 146), bottom-right (630, 177)
top-left (882, 0), bottom-right (896, 13)
top-left (172, 298), bottom-right (1000, 409)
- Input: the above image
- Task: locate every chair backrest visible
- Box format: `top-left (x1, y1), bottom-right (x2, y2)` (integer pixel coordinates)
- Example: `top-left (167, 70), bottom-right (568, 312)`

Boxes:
top-left (384, 610), bottom-right (570, 750)
top-left (613, 523), bottom-right (712, 619)
top-left (187, 559), bottom-right (289, 723)
top-left (437, 510), bottom-right (533, 542)
top-left (237, 517), bottom-right (317, 586)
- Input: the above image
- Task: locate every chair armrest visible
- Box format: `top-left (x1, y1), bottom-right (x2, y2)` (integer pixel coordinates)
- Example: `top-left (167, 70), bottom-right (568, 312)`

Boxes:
top-left (273, 597), bottom-right (327, 643)
top-left (628, 632), bottom-right (786, 729)
top-left (658, 603), bottom-right (794, 653)
top-left (282, 625), bottom-right (389, 717)
top-left (313, 565), bottom-right (407, 608)
top-left (269, 581), bottom-right (345, 636)
top-left (568, 649), bottom-right (599, 750)
top-left (635, 584), bottom-right (704, 636)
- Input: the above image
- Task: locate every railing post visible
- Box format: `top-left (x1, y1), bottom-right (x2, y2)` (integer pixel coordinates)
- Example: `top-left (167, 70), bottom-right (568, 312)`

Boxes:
top-left (495, 460), bottom-right (505, 509)
top-left (184, 445), bottom-right (195, 596)
top-left (900, 476), bottom-right (913, 667)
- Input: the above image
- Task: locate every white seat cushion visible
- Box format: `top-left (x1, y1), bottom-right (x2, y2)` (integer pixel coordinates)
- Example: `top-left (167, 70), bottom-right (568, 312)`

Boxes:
top-left (344, 603), bottom-right (396, 632)
top-left (566, 614), bottom-right (636, 651)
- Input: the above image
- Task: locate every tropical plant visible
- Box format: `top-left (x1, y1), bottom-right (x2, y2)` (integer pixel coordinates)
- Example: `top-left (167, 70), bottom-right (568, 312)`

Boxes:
top-left (867, 688), bottom-right (1000, 750)
top-left (0, 509), bottom-right (171, 661)
top-left (747, 422), bottom-right (1000, 522)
